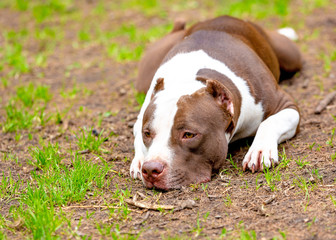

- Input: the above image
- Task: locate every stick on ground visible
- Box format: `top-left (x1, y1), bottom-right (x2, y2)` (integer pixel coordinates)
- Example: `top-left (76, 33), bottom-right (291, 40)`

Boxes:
top-left (124, 199), bottom-right (175, 211)
top-left (314, 91), bottom-right (336, 114)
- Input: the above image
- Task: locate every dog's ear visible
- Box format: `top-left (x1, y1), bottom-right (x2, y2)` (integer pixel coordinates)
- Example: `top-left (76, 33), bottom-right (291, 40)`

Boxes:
top-left (205, 79), bottom-right (234, 115)
top-left (171, 19), bottom-right (186, 33)
top-left (151, 78), bottom-right (164, 99)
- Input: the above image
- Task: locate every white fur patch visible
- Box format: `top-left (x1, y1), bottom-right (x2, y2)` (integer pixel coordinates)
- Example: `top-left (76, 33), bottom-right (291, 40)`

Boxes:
top-left (277, 27), bottom-right (298, 41)
top-left (130, 50), bottom-right (264, 179)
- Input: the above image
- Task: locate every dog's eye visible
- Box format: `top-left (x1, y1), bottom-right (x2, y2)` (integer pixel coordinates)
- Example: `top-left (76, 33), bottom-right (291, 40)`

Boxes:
top-left (144, 130), bottom-right (151, 138)
top-left (183, 132), bottom-right (196, 139)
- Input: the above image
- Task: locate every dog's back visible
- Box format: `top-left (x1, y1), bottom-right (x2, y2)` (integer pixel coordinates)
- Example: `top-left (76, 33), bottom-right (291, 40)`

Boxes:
top-left (135, 15), bottom-right (301, 93)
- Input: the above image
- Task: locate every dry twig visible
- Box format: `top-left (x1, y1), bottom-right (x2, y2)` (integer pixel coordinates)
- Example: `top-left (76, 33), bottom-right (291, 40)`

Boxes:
top-left (314, 91), bottom-right (336, 114)
top-left (124, 198), bottom-right (175, 211)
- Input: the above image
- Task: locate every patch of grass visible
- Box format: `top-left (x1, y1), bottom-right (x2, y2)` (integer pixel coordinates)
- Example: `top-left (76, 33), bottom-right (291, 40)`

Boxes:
top-left (6, 148), bottom-right (111, 238)
top-left (307, 217), bottom-right (317, 229)
top-left (97, 23), bottom-right (173, 63)
top-left (34, 26), bottom-right (64, 53)
top-left (330, 195), bottom-right (336, 208)
top-left (107, 43), bottom-right (143, 62)
top-left (2, 153), bottom-right (20, 166)
top-left (29, 142), bottom-right (61, 169)
top-left (78, 28), bottom-right (91, 42)
top-left (191, 212), bottom-right (209, 237)
top-left (263, 165), bottom-right (281, 192)
top-left (16, 83), bottom-right (52, 108)
top-left (295, 156), bottom-right (310, 168)
top-left (107, 184), bottom-right (132, 221)
top-left (224, 194), bottom-right (232, 207)
top-left (331, 152), bottom-right (336, 162)
top-left (301, 0), bottom-right (331, 14)
top-left (32, 154), bottom-right (110, 205)
top-left (1, 42), bottom-right (29, 77)
top-left (227, 154), bottom-right (242, 174)
top-left (326, 128), bottom-right (335, 147)
top-left (60, 84), bottom-right (81, 99)
top-left (320, 51), bottom-right (336, 77)
top-left (216, 0), bottom-right (290, 20)
top-left (31, 0), bottom-right (75, 23)
top-left (1, 83), bottom-right (52, 132)
top-left (308, 142), bottom-right (316, 150)
top-left (278, 147), bottom-right (292, 168)
top-left (1, 77), bottom-right (9, 88)
top-left (115, 0), bottom-right (163, 17)
top-left (0, 171), bottom-right (21, 200)
top-left (311, 168), bottom-right (323, 181)
top-left (293, 176), bottom-right (316, 210)
top-left (135, 91), bottom-right (146, 107)
top-left (13, 186), bottom-right (67, 239)
top-left (2, 101), bottom-right (35, 132)
top-left (76, 128), bottom-right (108, 154)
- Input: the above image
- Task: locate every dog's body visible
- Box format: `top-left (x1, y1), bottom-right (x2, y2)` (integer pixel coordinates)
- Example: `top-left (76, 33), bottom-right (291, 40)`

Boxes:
top-left (130, 16), bottom-right (302, 190)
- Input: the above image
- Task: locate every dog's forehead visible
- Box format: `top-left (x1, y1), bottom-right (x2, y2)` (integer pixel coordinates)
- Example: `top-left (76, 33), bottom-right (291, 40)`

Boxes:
top-left (150, 82), bottom-right (205, 127)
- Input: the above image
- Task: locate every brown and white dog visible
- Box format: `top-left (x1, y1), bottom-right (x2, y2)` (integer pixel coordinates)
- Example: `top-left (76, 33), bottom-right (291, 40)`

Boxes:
top-left (130, 16), bottom-right (302, 190)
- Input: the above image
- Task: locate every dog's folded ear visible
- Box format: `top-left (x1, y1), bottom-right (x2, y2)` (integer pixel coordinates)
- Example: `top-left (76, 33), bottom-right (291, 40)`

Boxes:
top-left (151, 78), bottom-right (164, 99)
top-left (205, 79), bottom-right (234, 116)
top-left (171, 19), bottom-right (186, 33)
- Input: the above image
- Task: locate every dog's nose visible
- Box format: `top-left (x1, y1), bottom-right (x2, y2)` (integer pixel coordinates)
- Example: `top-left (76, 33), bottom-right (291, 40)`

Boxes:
top-left (142, 161), bottom-right (165, 182)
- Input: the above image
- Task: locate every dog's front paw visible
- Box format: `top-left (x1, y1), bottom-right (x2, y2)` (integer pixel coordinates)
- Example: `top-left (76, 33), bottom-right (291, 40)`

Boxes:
top-left (242, 140), bottom-right (278, 173)
top-left (130, 155), bottom-right (144, 179)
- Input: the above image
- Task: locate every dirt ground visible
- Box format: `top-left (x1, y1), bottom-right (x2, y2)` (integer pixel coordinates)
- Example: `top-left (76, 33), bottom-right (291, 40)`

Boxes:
top-left (0, 1), bottom-right (336, 239)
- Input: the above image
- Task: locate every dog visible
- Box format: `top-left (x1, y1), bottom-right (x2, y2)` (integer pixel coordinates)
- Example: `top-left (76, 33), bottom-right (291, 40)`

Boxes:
top-left (130, 16), bottom-right (302, 190)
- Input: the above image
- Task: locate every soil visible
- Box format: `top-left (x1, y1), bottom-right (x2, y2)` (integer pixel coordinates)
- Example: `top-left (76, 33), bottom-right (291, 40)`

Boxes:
top-left (0, 1), bottom-right (336, 239)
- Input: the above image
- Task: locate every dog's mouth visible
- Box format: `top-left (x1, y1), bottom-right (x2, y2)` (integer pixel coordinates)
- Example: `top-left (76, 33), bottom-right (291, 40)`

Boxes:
top-left (142, 170), bottom-right (211, 191)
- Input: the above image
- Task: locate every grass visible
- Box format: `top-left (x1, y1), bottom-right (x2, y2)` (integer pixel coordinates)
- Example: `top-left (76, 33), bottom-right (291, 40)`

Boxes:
top-left (326, 128), bottom-right (335, 147)
top-left (331, 195), bottom-right (336, 208)
top-left (226, 154), bottom-right (243, 174)
top-left (4, 142), bottom-right (112, 238)
top-left (0, 171), bottom-right (21, 200)
top-left (320, 50), bottom-right (336, 77)
top-left (216, 0), bottom-right (291, 20)
top-left (1, 83), bottom-right (52, 132)
top-left (263, 164), bottom-right (281, 192)
top-left (29, 142), bottom-right (61, 169)
top-left (76, 128), bottom-right (109, 154)
top-left (295, 156), bottom-right (310, 168)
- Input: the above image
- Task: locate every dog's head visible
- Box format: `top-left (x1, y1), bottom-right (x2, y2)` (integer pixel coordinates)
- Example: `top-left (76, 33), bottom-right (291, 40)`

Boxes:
top-left (139, 78), bottom-right (235, 190)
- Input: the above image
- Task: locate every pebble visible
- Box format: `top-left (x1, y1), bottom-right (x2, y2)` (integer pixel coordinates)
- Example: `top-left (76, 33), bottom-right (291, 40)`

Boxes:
top-left (92, 129), bottom-right (100, 136)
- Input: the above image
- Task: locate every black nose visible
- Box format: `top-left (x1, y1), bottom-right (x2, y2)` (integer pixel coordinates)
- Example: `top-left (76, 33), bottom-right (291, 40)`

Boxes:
top-left (142, 161), bottom-right (165, 182)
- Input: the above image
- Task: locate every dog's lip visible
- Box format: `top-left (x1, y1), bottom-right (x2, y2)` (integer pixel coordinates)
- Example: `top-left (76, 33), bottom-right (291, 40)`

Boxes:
top-left (144, 181), bottom-right (169, 191)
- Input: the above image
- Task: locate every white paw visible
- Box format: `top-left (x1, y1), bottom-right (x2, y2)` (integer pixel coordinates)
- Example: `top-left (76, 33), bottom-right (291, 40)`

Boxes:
top-left (242, 140), bottom-right (278, 173)
top-left (130, 155), bottom-right (144, 179)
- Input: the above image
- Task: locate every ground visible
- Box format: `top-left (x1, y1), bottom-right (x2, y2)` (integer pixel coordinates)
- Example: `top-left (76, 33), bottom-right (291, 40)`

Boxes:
top-left (0, 0), bottom-right (336, 239)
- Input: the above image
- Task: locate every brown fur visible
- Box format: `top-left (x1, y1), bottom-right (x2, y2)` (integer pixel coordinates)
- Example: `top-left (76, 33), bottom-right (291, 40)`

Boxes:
top-left (135, 15), bottom-right (302, 93)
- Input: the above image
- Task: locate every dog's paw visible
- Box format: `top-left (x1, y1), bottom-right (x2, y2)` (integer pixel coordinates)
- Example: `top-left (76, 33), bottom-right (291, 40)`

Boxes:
top-left (242, 140), bottom-right (278, 173)
top-left (130, 156), bottom-right (144, 179)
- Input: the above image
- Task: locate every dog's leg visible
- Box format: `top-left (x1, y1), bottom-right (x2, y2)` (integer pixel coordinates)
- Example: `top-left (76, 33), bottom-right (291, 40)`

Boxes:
top-left (242, 108), bottom-right (299, 172)
top-left (267, 29), bottom-right (302, 77)
top-left (130, 117), bottom-right (145, 179)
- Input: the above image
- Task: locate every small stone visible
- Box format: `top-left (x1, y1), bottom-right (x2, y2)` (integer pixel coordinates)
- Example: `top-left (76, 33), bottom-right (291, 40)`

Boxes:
top-left (119, 88), bottom-right (126, 96)
top-left (92, 129), bottom-right (100, 137)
